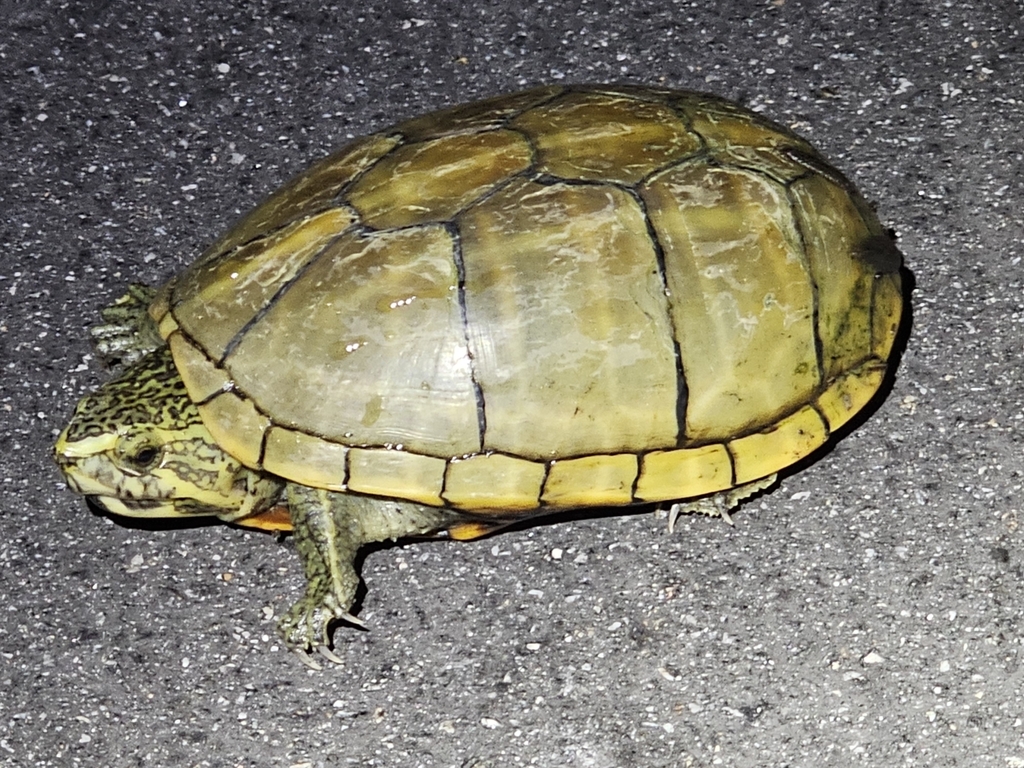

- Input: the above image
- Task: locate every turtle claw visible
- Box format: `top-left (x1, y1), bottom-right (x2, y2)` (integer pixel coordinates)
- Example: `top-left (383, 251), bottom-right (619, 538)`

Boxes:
top-left (664, 475), bottom-right (777, 533)
top-left (278, 598), bottom-right (367, 665)
top-left (289, 644), bottom-right (345, 670)
top-left (293, 647), bottom-right (324, 671)
top-left (91, 284), bottom-right (163, 367)
top-left (337, 610), bottom-right (367, 629)
top-left (317, 645), bottom-right (346, 666)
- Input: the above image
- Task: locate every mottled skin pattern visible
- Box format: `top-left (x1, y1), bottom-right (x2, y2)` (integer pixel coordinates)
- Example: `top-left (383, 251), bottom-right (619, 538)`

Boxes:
top-left (61, 345), bottom-right (202, 443)
top-left (89, 283), bottom-right (165, 367)
top-left (56, 344), bottom-right (282, 520)
top-left (55, 291), bottom-right (456, 658)
top-left (281, 487), bottom-right (455, 649)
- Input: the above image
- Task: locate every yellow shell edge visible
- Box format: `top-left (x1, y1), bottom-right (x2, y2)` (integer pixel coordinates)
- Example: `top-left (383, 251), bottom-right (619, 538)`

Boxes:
top-left (541, 453), bottom-right (638, 507)
top-left (263, 426), bottom-right (349, 492)
top-left (347, 447), bottom-right (446, 507)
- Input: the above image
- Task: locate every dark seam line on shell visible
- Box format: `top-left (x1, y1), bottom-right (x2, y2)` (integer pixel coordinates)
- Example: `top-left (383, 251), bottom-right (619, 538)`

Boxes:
top-left (379, 85), bottom-right (567, 159)
top-left (779, 146), bottom-right (859, 197)
top-left (638, 123), bottom-right (819, 191)
top-left (190, 382), bottom-right (235, 408)
top-left (342, 447), bottom-right (351, 491)
top-left (332, 132), bottom-right (409, 202)
top-left (445, 220), bottom-right (487, 452)
top-left (442, 159), bottom-right (538, 221)
top-left (625, 99), bottom-right (715, 188)
top-left (819, 353), bottom-right (884, 401)
top-left (536, 460), bottom-right (554, 507)
top-left (350, 144), bottom-right (537, 236)
top-left (531, 173), bottom-right (626, 188)
top-left (722, 441), bottom-right (740, 490)
top-left (439, 459), bottom-right (453, 506)
top-left (168, 332), bottom-right (234, 408)
top-left (672, 105), bottom-right (708, 151)
top-left (809, 401), bottom-right (833, 443)
top-left (184, 371), bottom-right (337, 462)
top-left (663, 153), bottom-right (796, 187)
top-left (628, 452), bottom-right (643, 504)
top-left (628, 187), bottom-right (689, 448)
top-left (217, 226), bottom-right (355, 365)
top-left (716, 158), bottom-right (813, 188)
top-left (256, 422), bottom-right (270, 470)
top-left (635, 150), bottom-right (710, 188)
top-left (782, 183), bottom-right (827, 392)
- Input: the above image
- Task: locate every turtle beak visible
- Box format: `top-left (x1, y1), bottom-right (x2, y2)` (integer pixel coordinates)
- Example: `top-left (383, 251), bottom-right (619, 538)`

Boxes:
top-left (86, 494), bottom-right (182, 517)
top-left (53, 428), bottom-right (168, 514)
top-left (55, 450), bottom-right (209, 519)
top-left (54, 450), bottom-right (114, 498)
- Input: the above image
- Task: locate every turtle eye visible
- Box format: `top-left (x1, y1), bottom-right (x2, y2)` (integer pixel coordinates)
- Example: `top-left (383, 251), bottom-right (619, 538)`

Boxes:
top-left (115, 431), bottom-right (165, 474)
top-left (131, 445), bottom-right (161, 469)
top-left (117, 440), bottom-right (162, 473)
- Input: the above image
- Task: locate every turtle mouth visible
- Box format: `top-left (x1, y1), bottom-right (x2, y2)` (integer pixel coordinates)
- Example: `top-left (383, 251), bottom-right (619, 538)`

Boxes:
top-left (87, 494), bottom-right (178, 518)
top-left (86, 494), bottom-right (219, 519)
top-left (88, 495), bottom-right (167, 512)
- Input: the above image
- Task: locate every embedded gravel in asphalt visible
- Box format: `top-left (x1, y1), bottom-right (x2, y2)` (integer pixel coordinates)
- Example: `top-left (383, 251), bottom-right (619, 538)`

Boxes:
top-left (2, 2), bottom-right (1022, 766)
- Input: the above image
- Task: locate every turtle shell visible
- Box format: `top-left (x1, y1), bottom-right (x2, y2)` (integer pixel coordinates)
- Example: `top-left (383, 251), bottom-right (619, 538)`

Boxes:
top-left (150, 84), bottom-right (903, 518)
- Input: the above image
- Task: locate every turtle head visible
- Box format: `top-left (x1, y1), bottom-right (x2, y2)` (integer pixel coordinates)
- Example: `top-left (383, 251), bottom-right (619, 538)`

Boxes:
top-left (55, 346), bottom-right (282, 523)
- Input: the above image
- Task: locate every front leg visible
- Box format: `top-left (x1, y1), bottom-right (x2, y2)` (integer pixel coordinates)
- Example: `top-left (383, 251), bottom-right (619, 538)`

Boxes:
top-left (91, 284), bottom-right (164, 366)
top-left (277, 485), bottom-right (457, 653)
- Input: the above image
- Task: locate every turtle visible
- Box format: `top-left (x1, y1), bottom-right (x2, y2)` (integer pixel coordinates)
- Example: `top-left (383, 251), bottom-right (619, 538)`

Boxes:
top-left (54, 84), bottom-right (904, 660)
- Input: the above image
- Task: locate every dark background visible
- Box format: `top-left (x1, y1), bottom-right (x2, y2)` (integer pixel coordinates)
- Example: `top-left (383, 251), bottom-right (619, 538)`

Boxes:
top-left (3, 1), bottom-right (1023, 765)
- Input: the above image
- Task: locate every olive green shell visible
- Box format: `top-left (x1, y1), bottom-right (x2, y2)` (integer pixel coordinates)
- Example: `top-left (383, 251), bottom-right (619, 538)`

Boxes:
top-left (150, 84), bottom-right (903, 520)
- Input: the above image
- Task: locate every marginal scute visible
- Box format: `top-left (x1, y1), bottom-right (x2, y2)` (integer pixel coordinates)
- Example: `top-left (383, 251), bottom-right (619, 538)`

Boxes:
top-left (168, 332), bottom-right (230, 403)
top-left (729, 405), bottom-right (829, 485)
top-left (443, 454), bottom-right (546, 511)
top-left (541, 454), bottom-right (638, 507)
top-left (196, 391), bottom-right (269, 469)
top-left (263, 426), bottom-right (349, 491)
top-left (815, 363), bottom-right (886, 432)
top-left (156, 308), bottom-right (178, 339)
top-left (347, 447), bottom-right (446, 506)
top-left (872, 272), bottom-right (904, 359)
top-left (149, 281), bottom-right (173, 326)
top-left (635, 443), bottom-right (734, 502)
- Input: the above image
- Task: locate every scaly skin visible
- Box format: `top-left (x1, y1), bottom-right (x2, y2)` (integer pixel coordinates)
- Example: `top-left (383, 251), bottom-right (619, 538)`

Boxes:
top-left (280, 487), bottom-right (455, 651)
top-left (55, 345), bottom-right (283, 522)
top-left (89, 283), bottom-right (164, 367)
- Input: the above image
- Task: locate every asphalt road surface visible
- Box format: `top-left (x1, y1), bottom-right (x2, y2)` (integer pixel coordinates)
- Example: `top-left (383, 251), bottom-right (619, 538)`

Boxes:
top-left (3, 1), bottom-right (1023, 766)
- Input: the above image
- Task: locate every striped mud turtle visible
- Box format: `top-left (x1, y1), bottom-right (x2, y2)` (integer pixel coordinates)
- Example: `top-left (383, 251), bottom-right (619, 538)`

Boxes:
top-left (55, 84), bottom-right (904, 659)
